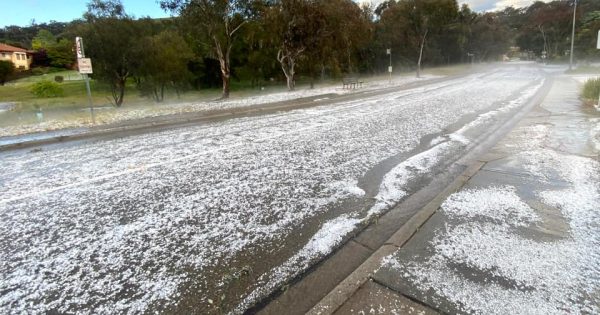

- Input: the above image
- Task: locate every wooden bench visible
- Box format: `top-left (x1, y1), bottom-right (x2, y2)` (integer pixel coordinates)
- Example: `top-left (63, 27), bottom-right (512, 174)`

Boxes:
top-left (342, 76), bottom-right (363, 89)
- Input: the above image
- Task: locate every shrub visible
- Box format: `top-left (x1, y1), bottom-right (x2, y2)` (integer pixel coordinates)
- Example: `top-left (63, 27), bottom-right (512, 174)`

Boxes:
top-left (30, 80), bottom-right (64, 98)
top-left (30, 67), bottom-right (48, 76)
top-left (582, 78), bottom-right (600, 102)
top-left (0, 60), bottom-right (15, 86)
top-left (54, 75), bottom-right (64, 83)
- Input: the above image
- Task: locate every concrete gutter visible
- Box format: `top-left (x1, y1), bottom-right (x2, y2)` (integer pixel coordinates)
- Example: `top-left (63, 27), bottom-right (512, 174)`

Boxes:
top-left (306, 161), bottom-right (484, 315)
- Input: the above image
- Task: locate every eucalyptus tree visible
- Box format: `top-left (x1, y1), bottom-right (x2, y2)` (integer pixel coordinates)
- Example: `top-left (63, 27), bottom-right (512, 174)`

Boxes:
top-left (78, 0), bottom-right (140, 106)
top-left (377, 0), bottom-right (459, 77)
top-left (160, 0), bottom-right (257, 99)
top-left (264, 0), bottom-right (327, 91)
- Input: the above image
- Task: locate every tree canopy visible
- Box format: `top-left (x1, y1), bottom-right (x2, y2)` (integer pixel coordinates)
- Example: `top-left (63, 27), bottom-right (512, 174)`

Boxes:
top-left (2, 0), bottom-right (599, 103)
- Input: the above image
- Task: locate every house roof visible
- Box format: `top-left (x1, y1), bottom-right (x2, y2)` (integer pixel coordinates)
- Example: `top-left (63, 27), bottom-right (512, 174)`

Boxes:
top-left (0, 43), bottom-right (28, 53)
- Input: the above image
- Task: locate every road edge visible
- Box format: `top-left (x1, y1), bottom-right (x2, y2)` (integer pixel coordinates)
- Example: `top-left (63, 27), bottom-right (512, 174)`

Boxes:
top-left (305, 161), bottom-right (485, 315)
top-left (305, 74), bottom-right (555, 315)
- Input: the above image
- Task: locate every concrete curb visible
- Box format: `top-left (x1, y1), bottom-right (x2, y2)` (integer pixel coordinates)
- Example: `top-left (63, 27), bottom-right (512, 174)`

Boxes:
top-left (306, 161), bottom-right (485, 315)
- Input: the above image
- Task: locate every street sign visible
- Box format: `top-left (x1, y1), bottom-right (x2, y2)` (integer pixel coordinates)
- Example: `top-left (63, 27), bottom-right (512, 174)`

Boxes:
top-left (386, 48), bottom-right (391, 55)
top-left (78, 58), bottom-right (93, 74)
top-left (597, 30), bottom-right (600, 49)
top-left (388, 66), bottom-right (392, 73)
top-left (75, 37), bottom-right (84, 59)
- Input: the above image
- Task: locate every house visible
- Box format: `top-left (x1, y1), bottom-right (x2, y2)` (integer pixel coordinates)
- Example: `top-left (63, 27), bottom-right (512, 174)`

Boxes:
top-left (0, 43), bottom-right (32, 70)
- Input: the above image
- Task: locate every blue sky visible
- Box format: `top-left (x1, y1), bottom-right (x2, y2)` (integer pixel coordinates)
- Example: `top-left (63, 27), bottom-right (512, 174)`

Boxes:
top-left (0, 0), bottom-right (171, 27)
top-left (0, 0), bottom-right (547, 28)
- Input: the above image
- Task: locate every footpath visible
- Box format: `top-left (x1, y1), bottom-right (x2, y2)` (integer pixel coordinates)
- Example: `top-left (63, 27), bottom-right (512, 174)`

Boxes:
top-left (265, 74), bottom-right (600, 314)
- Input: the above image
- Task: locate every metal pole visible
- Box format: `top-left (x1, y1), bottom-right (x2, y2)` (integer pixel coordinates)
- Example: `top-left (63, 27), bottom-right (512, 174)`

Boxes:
top-left (84, 74), bottom-right (95, 124)
top-left (569, 0), bottom-right (577, 71)
top-left (77, 37), bottom-right (95, 124)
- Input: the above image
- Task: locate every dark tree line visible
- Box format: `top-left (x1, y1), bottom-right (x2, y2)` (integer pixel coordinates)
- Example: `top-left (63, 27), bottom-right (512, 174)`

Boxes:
top-left (2, 0), bottom-right (599, 104)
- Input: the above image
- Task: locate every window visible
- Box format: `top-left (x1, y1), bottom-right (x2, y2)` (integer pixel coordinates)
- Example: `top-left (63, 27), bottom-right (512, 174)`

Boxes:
top-left (16, 54), bottom-right (21, 60)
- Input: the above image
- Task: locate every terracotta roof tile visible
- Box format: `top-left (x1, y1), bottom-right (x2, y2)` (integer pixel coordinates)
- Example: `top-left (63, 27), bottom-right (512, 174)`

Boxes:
top-left (0, 43), bottom-right (28, 53)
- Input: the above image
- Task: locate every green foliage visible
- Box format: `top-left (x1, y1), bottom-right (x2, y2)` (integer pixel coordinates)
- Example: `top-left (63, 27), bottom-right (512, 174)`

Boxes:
top-left (54, 75), bottom-right (64, 83)
top-left (1, 21), bottom-right (70, 49)
top-left (76, 6), bottom-right (140, 106)
top-left (30, 80), bottom-right (64, 98)
top-left (0, 60), bottom-right (15, 85)
top-left (582, 78), bottom-right (600, 101)
top-left (160, 0), bottom-right (255, 98)
top-left (135, 30), bottom-right (194, 102)
top-left (85, 0), bottom-right (127, 20)
top-left (31, 29), bottom-right (56, 50)
top-left (46, 38), bottom-right (75, 68)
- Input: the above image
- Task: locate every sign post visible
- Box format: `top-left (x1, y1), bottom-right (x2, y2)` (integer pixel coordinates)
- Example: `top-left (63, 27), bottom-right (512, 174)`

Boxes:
top-left (76, 37), bottom-right (95, 124)
top-left (387, 48), bottom-right (392, 84)
top-left (597, 30), bottom-right (600, 108)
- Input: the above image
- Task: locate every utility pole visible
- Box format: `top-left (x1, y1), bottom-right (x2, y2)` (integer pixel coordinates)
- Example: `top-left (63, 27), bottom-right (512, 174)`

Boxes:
top-left (75, 37), bottom-right (95, 124)
top-left (569, 0), bottom-right (577, 71)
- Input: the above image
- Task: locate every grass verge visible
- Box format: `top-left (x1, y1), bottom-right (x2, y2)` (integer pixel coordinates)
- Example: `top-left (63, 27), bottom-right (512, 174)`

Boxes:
top-left (582, 78), bottom-right (600, 106)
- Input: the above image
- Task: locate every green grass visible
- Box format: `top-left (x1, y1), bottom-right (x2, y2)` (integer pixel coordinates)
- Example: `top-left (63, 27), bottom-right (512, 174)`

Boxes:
top-left (582, 78), bottom-right (600, 103)
top-left (13, 70), bottom-right (84, 84)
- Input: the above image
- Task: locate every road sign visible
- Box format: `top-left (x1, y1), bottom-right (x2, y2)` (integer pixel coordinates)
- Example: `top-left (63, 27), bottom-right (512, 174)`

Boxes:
top-left (78, 58), bottom-right (93, 74)
top-left (75, 37), bottom-right (84, 59)
top-left (388, 66), bottom-right (392, 73)
top-left (597, 30), bottom-right (600, 49)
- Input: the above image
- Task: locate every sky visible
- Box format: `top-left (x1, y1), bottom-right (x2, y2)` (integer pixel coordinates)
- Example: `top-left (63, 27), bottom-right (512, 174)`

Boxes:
top-left (0, 0), bottom-right (171, 27)
top-left (0, 0), bottom-right (549, 28)
top-left (361, 0), bottom-right (549, 12)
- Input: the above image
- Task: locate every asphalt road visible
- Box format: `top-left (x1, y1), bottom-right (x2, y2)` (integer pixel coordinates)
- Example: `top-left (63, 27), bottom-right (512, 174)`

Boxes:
top-left (1, 64), bottom-right (549, 314)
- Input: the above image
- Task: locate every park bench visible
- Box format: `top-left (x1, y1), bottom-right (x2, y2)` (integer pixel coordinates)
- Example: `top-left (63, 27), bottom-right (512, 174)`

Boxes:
top-left (342, 76), bottom-right (363, 89)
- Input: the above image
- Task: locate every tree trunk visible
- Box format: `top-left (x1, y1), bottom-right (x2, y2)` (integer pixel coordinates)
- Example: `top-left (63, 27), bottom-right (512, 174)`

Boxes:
top-left (111, 78), bottom-right (126, 107)
top-left (152, 87), bottom-right (159, 103)
top-left (116, 81), bottom-right (125, 107)
top-left (277, 49), bottom-right (296, 91)
top-left (221, 72), bottom-right (230, 98)
top-left (285, 72), bottom-right (295, 91)
top-left (416, 29), bottom-right (428, 78)
top-left (215, 37), bottom-right (231, 99)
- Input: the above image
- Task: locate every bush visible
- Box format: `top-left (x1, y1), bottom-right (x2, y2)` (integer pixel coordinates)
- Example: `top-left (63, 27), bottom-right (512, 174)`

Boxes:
top-left (582, 78), bottom-right (600, 102)
top-left (30, 80), bottom-right (64, 98)
top-left (30, 67), bottom-right (47, 76)
top-left (0, 60), bottom-right (15, 85)
top-left (54, 75), bottom-right (64, 83)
